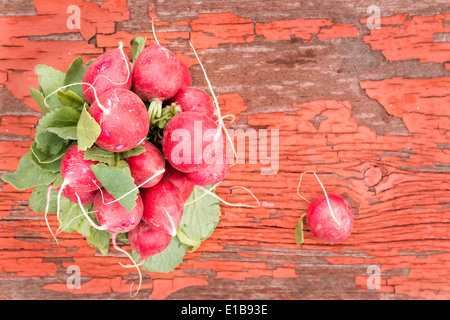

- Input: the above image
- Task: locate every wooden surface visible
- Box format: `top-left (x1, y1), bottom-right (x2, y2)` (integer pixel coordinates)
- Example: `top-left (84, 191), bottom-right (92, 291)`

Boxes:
top-left (1, 0), bottom-right (449, 300)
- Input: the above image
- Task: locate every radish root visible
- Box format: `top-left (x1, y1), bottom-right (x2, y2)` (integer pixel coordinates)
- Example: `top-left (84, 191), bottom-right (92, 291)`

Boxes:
top-left (112, 233), bottom-right (142, 298)
top-left (189, 42), bottom-right (239, 167)
top-left (44, 184), bottom-right (59, 245)
top-left (296, 171), bottom-right (342, 226)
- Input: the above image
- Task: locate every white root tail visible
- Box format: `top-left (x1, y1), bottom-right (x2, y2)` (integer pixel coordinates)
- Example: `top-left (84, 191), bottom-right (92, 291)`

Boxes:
top-left (189, 42), bottom-right (239, 167)
top-left (112, 234), bottom-right (143, 297)
top-left (296, 171), bottom-right (342, 226)
top-left (44, 184), bottom-right (59, 245)
top-left (186, 183), bottom-right (260, 209)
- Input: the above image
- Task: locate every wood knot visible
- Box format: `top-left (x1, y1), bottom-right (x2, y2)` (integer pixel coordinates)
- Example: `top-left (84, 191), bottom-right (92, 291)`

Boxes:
top-left (363, 163), bottom-right (383, 187)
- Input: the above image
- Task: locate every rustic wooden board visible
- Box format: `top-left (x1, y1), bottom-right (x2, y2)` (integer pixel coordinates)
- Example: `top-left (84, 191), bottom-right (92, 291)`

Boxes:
top-left (0, 0), bottom-right (449, 300)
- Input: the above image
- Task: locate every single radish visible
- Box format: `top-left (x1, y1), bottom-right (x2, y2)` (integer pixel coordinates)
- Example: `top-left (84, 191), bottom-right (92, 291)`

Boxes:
top-left (132, 45), bottom-right (182, 102)
top-left (162, 111), bottom-right (223, 173)
top-left (124, 140), bottom-right (165, 188)
top-left (128, 221), bottom-right (172, 261)
top-left (141, 179), bottom-right (184, 236)
top-left (82, 44), bottom-right (132, 104)
top-left (60, 144), bottom-right (102, 192)
top-left (88, 88), bottom-right (149, 152)
top-left (306, 194), bottom-right (353, 243)
top-left (55, 184), bottom-right (96, 205)
top-left (178, 59), bottom-right (192, 88)
top-left (93, 189), bottom-right (143, 234)
top-left (163, 160), bottom-right (194, 201)
top-left (168, 87), bottom-right (214, 118)
top-left (185, 143), bottom-right (229, 186)
top-left (296, 171), bottom-right (354, 244)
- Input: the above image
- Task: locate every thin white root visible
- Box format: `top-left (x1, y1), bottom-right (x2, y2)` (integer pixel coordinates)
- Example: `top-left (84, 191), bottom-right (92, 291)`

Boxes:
top-left (112, 234), bottom-right (142, 297)
top-left (102, 169), bottom-right (165, 206)
top-left (192, 184), bottom-right (260, 208)
top-left (87, 41), bottom-right (131, 90)
top-left (162, 207), bottom-right (177, 237)
top-left (56, 180), bottom-right (68, 226)
top-left (44, 82), bottom-right (109, 114)
top-left (119, 260), bottom-right (146, 268)
top-left (151, 18), bottom-right (160, 46)
top-left (56, 211), bottom-right (96, 234)
top-left (189, 42), bottom-right (239, 167)
top-left (74, 193), bottom-right (108, 231)
top-left (44, 184), bottom-right (59, 246)
top-left (296, 171), bottom-right (342, 226)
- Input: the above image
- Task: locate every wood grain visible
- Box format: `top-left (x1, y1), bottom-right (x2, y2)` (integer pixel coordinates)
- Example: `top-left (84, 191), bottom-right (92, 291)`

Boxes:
top-left (0, 0), bottom-right (449, 300)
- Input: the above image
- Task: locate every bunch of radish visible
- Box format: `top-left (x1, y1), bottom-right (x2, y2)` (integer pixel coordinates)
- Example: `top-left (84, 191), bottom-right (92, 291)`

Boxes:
top-left (2, 34), bottom-right (231, 295)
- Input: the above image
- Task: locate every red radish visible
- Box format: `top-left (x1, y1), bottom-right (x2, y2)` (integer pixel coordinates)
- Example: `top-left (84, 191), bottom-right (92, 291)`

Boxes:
top-left (141, 179), bottom-right (184, 236)
top-left (93, 189), bottom-right (143, 234)
top-left (56, 184), bottom-right (96, 205)
top-left (124, 140), bottom-right (165, 188)
top-left (128, 221), bottom-right (172, 261)
top-left (178, 60), bottom-right (192, 88)
top-left (185, 144), bottom-right (229, 186)
top-left (82, 45), bottom-right (131, 104)
top-left (306, 194), bottom-right (353, 243)
top-left (297, 171), bottom-right (354, 244)
top-left (60, 144), bottom-right (101, 192)
top-left (88, 88), bottom-right (149, 152)
top-left (162, 111), bottom-right (223, 173)
top-left (168, 87), bottom-right (214, 118)
top-left (163, 160), bottom-right (194, 201)
top-left (132, 45), bottom-right (182, 102)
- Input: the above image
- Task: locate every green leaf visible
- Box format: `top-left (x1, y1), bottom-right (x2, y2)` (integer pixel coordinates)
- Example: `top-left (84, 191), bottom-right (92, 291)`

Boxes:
top-left (1, 153), bottom-right (58, 190)
top-left (30, 141), bottom-right (71, 173)
top-left (57, 90), bottom-right (85, 110)
top-left (83, 146), bottom-right (116, 166)
top-left (34, 64), bottom-right (65, 110)
top-left (119, 145), bottom-right (146, 159)
top-left (63, 56), bottom-right (88, 98)
top-left (90, 163), bottom-right (138, 212)
top-left (47, 126), bottom-right (78, 140)
top-left (179, 186), bottom-right (221, 242)
top-left (131, 36), bottom-right (146, 64)
top-left (132, 236), bottom-right (187, 273)
top-left (34, 106), bottom-right (80, 153)
top-left (29, 185), bottom-right (59, 214)
top-left (29, 88), bottom-right (49, 115)
top-left (77, 104), bottom-right (101, 151)
top-left (176, 228), bottom-right (201, 253)
top-left (86, 228), bottom-right (111, 256)
top-left (295, 213), bottom-right (307, 245)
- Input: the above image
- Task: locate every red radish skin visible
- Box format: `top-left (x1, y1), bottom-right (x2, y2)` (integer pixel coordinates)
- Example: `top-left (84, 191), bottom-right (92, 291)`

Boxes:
top-left (185, 145), bottom-right (229, 186)
top-left (132, 45), bottom-right (182, 102)
top-left (163, 160), bottom-right (194, 201)
top-left (162, 111), bottom-right (223, 173)
top-left (82, 47), bottom-right (131, 104)
top-left (88, 88), bottom-right (149, 152)
top-left (56, 184), bottom-right (96, 205)
top-left (178, 60), bottom-right (192, 88)
top-left (125, 140), bottom-right (165, 188)
top-left (306, 194), bottom-right (354, 243)
top-left (168, 87), bottom-right (214, 118)
top-left (60, 144), bottom-right (102, 192)
top-left (128, 221), bottom-right (172, 261)
top-left (93, 189), bottom-right (143, 234)
top-left (141, 179), bottom-right (184, 236)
